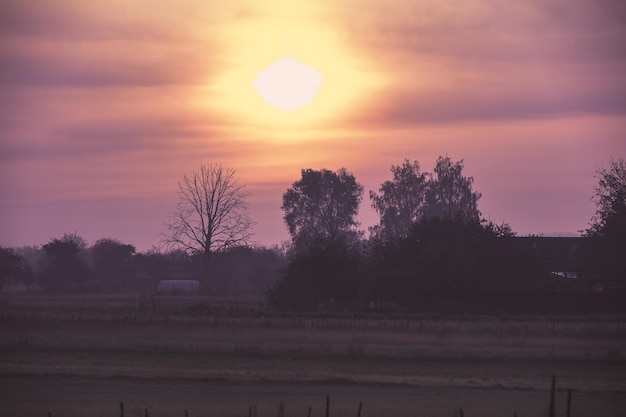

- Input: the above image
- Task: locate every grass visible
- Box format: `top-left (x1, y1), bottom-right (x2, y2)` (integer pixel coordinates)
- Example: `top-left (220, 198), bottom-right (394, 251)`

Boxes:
top-left (3, 377), bottom-right (626, 417)
top-left (1, 293), bottom-right (625, 416)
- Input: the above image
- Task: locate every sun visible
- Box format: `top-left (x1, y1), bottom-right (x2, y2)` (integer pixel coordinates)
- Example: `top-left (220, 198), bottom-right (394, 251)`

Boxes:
top-left (253, 57), bottom-right (324, 112)
top-left (195, 10), bottom-right (387, 130)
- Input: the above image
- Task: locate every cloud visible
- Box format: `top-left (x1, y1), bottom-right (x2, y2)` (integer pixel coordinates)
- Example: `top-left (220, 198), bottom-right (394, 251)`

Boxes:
top-left (349, 80), bottom-right (626, 127)
top-left (341, 0), bottom-right (626, 61)
top-left (0, 1), bottom-right (223, 88)
top-left (0, 0), bottom-right (224, 42)
top-left (1, 0), bottom-right (624, 249)
top-left (331, 0), bottom-right (626, 125)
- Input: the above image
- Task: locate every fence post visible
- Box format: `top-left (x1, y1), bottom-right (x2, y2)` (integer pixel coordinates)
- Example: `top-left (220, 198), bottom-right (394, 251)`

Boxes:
top-left (357, 401), bottom-right (363, 417)
top-left (459, 408), bottom-right (464, 417)
top-left (307, 406), bottom-right (312, 417)
top-left (566, 389), bottom-right (572, 417)
top-left (325, 395), bottom-right (330, 417)
top-left (277, 401), bottom-right (285, 417)
top-left (120, 401), bottom-right (124, 417)
top-left (549, 375), bottom-right (556, 417)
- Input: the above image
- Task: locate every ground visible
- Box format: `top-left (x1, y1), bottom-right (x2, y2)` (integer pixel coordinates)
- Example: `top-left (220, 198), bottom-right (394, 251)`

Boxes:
top-left (1, 294), bottom-right (625, 416)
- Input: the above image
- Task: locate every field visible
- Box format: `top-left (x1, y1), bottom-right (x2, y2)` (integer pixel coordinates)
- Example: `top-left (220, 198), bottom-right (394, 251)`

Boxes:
top-left (1, 294), bottom-right (625, 416)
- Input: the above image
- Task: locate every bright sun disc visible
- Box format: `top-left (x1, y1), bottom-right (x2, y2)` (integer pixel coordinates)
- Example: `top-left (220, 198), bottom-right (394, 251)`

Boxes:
top-left (253, 57), bottom-right (324, 112)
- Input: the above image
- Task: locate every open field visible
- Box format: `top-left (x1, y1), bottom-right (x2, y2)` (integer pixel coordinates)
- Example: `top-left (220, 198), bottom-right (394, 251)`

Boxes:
top-left (3, 377), bottom-right (626, 417)
top-left (1, 294), bottom-right (625, 416)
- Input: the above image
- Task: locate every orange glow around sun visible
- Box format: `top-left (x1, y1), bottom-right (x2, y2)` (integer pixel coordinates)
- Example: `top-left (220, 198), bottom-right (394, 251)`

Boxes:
top-left (194, 4), bottom-right (386, 130)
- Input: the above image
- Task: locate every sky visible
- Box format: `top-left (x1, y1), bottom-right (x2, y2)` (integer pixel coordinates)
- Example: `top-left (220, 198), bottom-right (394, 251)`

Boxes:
top-left (1, 0), bottom-right (625, 251)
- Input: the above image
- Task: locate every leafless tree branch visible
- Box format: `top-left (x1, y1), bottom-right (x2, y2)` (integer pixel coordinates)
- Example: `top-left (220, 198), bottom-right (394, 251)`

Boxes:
top-left (162, 164), bottom-right (254, 262)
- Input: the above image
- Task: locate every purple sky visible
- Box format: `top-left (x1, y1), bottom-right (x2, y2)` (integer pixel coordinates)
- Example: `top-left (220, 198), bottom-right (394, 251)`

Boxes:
top-left (1, 0), bottom-right (625, 251)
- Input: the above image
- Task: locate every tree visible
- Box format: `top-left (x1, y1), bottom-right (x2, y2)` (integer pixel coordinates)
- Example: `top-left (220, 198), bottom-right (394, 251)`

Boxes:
top-left (0, 247), bottom-right (33, 292)
top-left (423, 156), bottom-right (481, 222)
top-left (207, 246), bottom-right (286, 296)
top-left (583, 157), bottom-right (626, 284)
top-left (282, 168), bottom-right (363, 249)
top-left (12, 246), bottom-right (40, 290)
top-left (586, 157), bottom-right (626, 238)
top-left (268, 238), bottom-right (364, 311)
top-left (365, 217), bottom-right (546, 307)
top-left (163, 164), bottom-right (254, 266)
top-left (37, 233), bottom-right (91, 293)
top-left (91, 238), bottom-right (136, 292)
top-left (131, 249), bottom-right (173, 281)
top-left (370, 157), bottom-right (481, 240)
top-left (369, 159), bottom-right (427, 240)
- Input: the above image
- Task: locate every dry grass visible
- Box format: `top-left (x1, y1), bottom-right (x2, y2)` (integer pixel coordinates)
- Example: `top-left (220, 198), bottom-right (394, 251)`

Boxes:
top-left (1, 294), bottom-right (626, 415)
top-left (1, 294), bottom-right (625, 391)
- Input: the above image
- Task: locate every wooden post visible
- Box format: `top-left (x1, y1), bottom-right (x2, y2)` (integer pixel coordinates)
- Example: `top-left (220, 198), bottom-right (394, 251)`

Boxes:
top-left (459, 408), bottom-right (464, 417)
top-left (120, 401), bottom-right (124, 417)
top-left (357, 401), bottom-right (363, 417)
top-left (566, 389), bottom-right (572, 417)
top-left (325, 395), bottom-right (330, 417)
top-left (277, 401), bottom-right (285, 417)
top-left (144, 408), bottom-right (149, 417)
top-left (185, 409), bottom-right (189, 417)
top-left (249, 405), bottom-right (258, 417)
top-left (307, 406), bottom-right (312, 417)
top-left (549, 375), bottom-right (556, 417)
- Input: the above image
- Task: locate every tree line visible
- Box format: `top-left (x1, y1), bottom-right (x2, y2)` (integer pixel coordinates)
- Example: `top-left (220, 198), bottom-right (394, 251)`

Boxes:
top-left (1, 156), bottom-right (624, 311)
top-left (269, 156), bottom-right (625, 310)
top-left (0, 236), bottom-right (285, 296)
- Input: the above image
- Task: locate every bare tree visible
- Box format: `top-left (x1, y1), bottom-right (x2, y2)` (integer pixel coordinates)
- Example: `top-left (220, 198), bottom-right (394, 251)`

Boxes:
top-left (163, 164), bottom-right (254, 264)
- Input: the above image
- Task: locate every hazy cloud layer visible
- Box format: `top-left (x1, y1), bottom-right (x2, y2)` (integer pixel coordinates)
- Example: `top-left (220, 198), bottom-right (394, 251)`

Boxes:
top-left (333, 0), bottom-right (626, 124)
top-left (1, 0), bottom-right (625, 249)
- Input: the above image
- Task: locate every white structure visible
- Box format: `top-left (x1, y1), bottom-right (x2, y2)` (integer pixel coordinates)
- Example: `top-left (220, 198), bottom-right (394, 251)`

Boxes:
top-left (157, 280), bottom-right (201, 294)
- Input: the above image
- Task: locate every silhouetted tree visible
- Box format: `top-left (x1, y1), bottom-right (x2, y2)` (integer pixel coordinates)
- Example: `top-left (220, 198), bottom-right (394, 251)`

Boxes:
top-left (0, 247), bottom-right (33, 292)
top-left (370, 157), bottom-right (482, 241)
top-left (370, 159), bottom-right (427, 240)
top-left (282, 168), bottom-right (363, 250)
top-left (483, 219), bottom-right (516, 238)
top-left (131, 249), bottom-right (172, 281)
top-left (13, 246), bottom-right (41, 290)
top-left (586, 157), bottom-right (626, 237)
top-left (423, 156), bottom-right (481, 222)
top-left (163, 164), bottom-right (254, 281)
top-left (268, 238), bottom-right (364, 311)
top-left (207, 246), bottom-right (286, 296)
top-left (91, 238), bottom-right (136, 292)
top-left (38, 233), bottom-right (91, 293)
top-left (582, 157), bottom-right (626, 284)
top-left (365, 217), bottom-right (546, 307)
